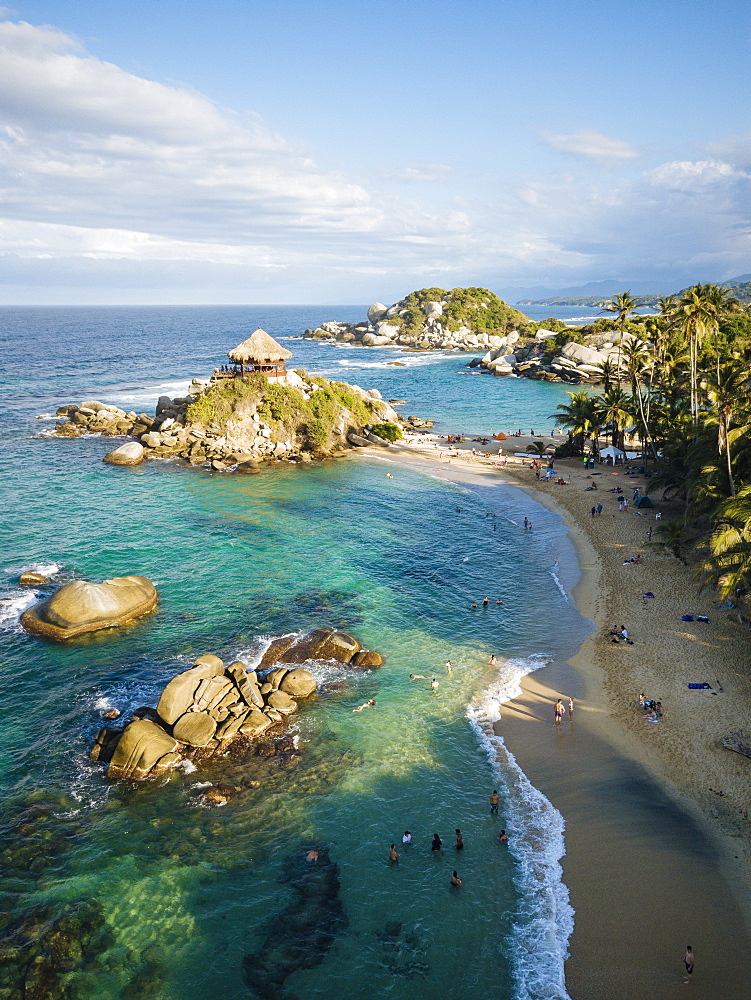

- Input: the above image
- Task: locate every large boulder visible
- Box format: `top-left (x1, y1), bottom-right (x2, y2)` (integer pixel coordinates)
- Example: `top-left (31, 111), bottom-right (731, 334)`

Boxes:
top-left (20, 576), bottom-right (158, 641)
top-left (173, 711), bottom-right (217, 747)
top-left (262, 628), bottom-right (361, 666)
top-left (367, 302), bottom-right (389, 324)
top-left (561, 342), bottom-right (603, 366)
top-left (19, 571), bottom-right (51, 587)
top-left (279, 668), bottom-right (317, 699)
top-left (240, 710), bottom-right (274, 735)
top-left (423, 301), bottom-right (443, 319)
top-left (351, 650), bottom-right (384, 668)
top-left (266, 690), bottom-right (298, 715)
top-left (107, 719), bottom-right (178, 780)
top-left (103, 442), bottom-right (144, 466)
top-left (157, 662), bottom-right (223, 725)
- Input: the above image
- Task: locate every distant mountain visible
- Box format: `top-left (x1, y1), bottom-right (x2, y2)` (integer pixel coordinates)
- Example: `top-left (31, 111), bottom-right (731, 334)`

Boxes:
top-left (514, 274), bottom-right (751, 308)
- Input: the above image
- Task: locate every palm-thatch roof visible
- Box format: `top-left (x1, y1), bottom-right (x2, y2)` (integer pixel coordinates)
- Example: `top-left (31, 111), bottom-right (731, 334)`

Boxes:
top-left (227, 329), bottom-right (292, 363)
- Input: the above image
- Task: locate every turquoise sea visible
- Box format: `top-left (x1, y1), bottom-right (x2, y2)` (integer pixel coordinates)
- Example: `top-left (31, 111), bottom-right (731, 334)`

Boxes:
top-left (0, 307), bottom-right (592, 1000)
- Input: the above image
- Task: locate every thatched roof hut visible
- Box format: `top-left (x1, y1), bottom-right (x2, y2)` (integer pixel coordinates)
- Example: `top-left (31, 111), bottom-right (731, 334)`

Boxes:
top-left (227, 329), bottom-right (292, 364)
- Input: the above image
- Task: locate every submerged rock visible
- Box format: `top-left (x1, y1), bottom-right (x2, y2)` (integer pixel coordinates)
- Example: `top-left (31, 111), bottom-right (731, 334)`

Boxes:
top-left (242, 849), bottom-right (347, 998)
top-left (20, 576), bottom-right (158, 641)
top-left (259, 628), bottom-right (362, 668)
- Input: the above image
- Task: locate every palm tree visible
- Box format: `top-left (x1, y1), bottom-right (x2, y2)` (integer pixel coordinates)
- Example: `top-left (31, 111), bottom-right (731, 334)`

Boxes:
top-left (526, 440), bottom-right (547, 456)
top-left (620, 337), bottom-right (657, 461)
top-left (701, 485), bottom-right (751, 598)
top-left (678, 283), bottom-right (739, 429)
top-left (601, 291), bottom-right (638, 384)
top-left (704, 356), bottom-right (751, 498)
top-left (551, 391), bottom-right (600, 455)
top-left (596, 386), bottom-right (632, 451)
top-left (591, 357), bottom-right (618, 392)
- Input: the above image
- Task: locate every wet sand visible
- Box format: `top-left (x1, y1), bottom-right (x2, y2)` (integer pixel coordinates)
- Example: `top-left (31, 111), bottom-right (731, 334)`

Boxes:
top-left (351, 436), bottom-right (751, 997)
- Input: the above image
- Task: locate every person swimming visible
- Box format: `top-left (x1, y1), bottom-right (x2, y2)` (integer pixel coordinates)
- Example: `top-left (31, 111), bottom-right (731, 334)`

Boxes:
top-left (352, 699), bottom-right (376, 713)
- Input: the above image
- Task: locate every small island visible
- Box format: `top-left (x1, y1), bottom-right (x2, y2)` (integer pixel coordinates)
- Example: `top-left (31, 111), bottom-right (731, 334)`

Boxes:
top-left (51, 328), bottom-right (406, 466)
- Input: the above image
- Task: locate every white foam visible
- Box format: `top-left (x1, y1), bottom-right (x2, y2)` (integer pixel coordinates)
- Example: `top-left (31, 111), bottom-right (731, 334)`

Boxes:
top-left (177, 759), bottom-right (197, 774)
top-left (549, 565), bottom-right (569, 602)
top-left (467, 656), bottom-right (573, 1000)
top-left (0, 590), bottom-right (38, 628)
top-left (26, 561), bottom-right (61, 578)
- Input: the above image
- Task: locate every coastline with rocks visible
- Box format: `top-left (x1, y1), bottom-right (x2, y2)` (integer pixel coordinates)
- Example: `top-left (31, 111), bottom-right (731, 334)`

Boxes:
top-left (347, 429), bottom-right (751, 997)
top-left (304, 288), bottom-right (635, 385)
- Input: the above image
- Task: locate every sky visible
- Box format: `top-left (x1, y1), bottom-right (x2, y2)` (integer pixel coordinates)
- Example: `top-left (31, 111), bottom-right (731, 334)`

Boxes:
top-left (0, 0), bottom-right (750, 304)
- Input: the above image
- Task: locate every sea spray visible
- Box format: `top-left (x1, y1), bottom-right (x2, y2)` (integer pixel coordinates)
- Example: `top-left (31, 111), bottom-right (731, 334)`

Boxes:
top-left (467, 655), bottom-right (573, 1000)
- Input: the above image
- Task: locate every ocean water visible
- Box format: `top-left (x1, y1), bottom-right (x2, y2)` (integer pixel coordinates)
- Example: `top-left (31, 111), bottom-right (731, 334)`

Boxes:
top-left (0, 307), bottom-right (591, 1000)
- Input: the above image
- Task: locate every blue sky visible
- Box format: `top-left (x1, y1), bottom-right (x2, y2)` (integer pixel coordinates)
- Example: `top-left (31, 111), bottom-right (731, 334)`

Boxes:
top-left (0, 0), bottom-right (750, 303)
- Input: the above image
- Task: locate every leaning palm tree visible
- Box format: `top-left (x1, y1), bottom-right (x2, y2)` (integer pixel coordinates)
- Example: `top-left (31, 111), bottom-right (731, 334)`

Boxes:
top-left (701, 485), bottom-right (751, 598)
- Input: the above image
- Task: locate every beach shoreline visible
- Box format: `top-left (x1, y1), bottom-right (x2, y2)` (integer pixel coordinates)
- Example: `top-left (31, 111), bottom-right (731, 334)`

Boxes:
top-left (352, 434), bottom-right (751, 996)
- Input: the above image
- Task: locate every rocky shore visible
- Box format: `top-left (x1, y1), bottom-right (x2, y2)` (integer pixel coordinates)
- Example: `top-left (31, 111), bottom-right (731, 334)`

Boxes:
top-left (91, 628), bottom-right (383, 781)
top-left (50, 371), bottom-right (405, 468)
top-left (304, 286), bottom-right (631, 385)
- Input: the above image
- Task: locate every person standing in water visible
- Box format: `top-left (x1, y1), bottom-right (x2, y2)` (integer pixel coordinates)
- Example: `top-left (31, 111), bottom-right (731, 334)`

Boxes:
top-left (430, 677), bottom-right (440, 690)
top-left (389, 844), bottom-right (400, 863)
top-left (554, 699), bottom-right (564, 725)
top-left (568, 696), bottom-right (575, 716)
top-left (455, 829), bottom-right (464, 850)
top-left (450, 871), bottom-right (462, 886)
top-left (445, 660), bottom-right (452, 675)
top-left (431, 833), bottom-right (442, 851)
top-left (489, 790), bottom-right (500, 815)
top-left (683, 945), bottom-right (695, 982)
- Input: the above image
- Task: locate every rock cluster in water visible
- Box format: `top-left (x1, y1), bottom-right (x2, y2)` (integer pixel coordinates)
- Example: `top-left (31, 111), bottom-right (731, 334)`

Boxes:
top-left (306, 295), bottom-right (519, 352)
top-left (52, 372), bottom-right (403, 468)
top-left (92, 628), bottom-right (383, 780)
top-left (20, 576), bottom-right (158, 641)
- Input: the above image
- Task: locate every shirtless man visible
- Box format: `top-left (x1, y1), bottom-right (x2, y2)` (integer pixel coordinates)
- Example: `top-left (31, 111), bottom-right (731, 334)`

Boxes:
top-left (430, 677), bottom-right (440, 690)
top-left (554, 699), bottom-right (564, 725)
top-left (450, 871), bottom-right (462, 886)
top-left (489, 790), bottom-right (500, 815)
top-left (497, 830), bottom-right (508, 843)
top-left (683, 945), bottom-right (695, 982)
top-left (389, 844), bottom-right (400, 863)
top-left (409, 674), bottom-right (426, 680)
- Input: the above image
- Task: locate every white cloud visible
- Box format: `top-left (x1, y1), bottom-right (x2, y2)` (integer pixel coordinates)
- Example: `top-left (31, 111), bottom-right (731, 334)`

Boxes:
top-left (538, 127), bottom-right (639, 164)
top-left (646, 159), bottom-right (748, 190)
top-left (381, 164), bottom-right (452, 183)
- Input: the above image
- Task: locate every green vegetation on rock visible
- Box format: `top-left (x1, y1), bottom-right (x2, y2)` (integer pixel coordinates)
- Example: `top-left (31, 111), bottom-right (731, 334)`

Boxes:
top-left (185, 373), bottom-right (379, 452)
top-left (369, 422), bottom-right (403, 442)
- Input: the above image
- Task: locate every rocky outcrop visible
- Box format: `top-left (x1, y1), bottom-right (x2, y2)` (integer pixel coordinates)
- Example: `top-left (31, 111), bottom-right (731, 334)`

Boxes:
top-left (90, 644), bottom-right (338, 780)
top-left (304, 287), bottom-right (530, 353)
top-left (20, 576), bottom-right (158, 641)
top-left (258, 627), bottom-right (383, 670)
top-left (19, 570), bottom-right (52, 587)
top-left (51, 371), bottom-right (408, 469)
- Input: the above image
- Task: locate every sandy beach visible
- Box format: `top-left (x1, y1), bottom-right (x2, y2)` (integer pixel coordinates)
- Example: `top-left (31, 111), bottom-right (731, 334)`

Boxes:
top-left (358, 429), bottom-right (751, 997)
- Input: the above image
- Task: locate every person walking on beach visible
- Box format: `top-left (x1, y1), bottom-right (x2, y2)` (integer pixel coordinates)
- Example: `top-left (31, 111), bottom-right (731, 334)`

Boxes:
top-left (431, 833), bottom-right (442, 851)
top-left (596, 502), bottom-right (603, 516)
top-left (490, 790), bottom-right (500, 815)
top-left (683, 945), bottom-right (695, 982)
top-left (568, 696), bottom-right (574, 716)
top-left (554, 699), bottom-right (564, 725)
